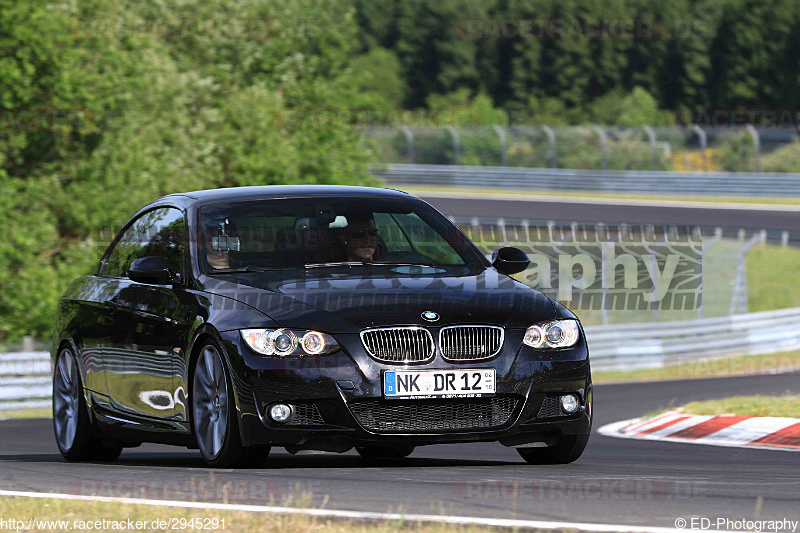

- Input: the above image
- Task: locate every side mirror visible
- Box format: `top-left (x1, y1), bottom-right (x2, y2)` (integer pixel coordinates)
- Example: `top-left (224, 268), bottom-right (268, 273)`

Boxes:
top-left (491, 246), bottom-right (530, 275)
top-left (127, 256), bottom-right (176, 285)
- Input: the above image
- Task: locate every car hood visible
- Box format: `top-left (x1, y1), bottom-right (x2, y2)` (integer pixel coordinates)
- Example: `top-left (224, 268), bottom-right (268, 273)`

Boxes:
top-left (199, 268), bottom-right (555, 333)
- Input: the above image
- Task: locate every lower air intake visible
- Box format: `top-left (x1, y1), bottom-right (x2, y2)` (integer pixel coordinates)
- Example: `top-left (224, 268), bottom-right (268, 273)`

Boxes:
top-left (348, 395), bottom-right (520, 433)
top-left (288, 403), bottom-right (326, 426)
top-left (537, 396), bottom-right (565, 418)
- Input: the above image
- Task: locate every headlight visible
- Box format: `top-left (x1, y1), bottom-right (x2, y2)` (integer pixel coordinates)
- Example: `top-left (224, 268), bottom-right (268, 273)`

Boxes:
top-left (241, 328), bottom-right (339, 356)
top-left (523, 319), bottom-right (580, 349)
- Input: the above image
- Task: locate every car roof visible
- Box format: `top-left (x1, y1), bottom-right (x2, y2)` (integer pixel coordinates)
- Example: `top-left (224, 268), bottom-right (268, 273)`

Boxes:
top-left (150, 185), bottom-right (416, 210)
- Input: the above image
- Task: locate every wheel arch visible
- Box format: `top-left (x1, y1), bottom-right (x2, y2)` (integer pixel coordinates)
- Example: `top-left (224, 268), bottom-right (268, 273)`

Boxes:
top-left (54, 338), bottom-right (91, 403)
top-left (185, 326), bottom-right (247, 431)
top-left (52, 337), bottom-right (98, 435)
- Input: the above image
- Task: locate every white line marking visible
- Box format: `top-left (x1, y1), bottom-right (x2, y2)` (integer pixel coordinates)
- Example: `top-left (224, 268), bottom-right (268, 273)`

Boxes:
top-left (0, 489), bottom-right (737, 533)
top-left (698, 417), bottom-right (799, 444)
top-left (623, 411), bottom-right (676, 433)
top-left (623, 412), bottom-right (685, 435)
top-left (598, 417), bottom-right (800, 452)
top-left (648, 415), bottom-right (715, 437)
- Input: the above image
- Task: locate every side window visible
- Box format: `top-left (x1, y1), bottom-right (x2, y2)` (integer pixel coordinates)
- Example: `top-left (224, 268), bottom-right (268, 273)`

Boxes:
top-left (103, 208), bottom-right (186, 278)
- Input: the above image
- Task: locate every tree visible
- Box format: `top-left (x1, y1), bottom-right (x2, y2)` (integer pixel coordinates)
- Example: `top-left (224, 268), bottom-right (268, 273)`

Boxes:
top-left (617, 86), bottom-right (668, 125)
top-left (0, 0), bottom-right (377, 342)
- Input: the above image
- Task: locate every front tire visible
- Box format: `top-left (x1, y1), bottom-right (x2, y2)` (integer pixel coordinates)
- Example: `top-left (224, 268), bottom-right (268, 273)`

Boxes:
top-left (191, 341), bottom-right (269, 468)
top-left (517, 434), bottom-right (589, 465)
top-left (53, 347), bottom-right (122, 462)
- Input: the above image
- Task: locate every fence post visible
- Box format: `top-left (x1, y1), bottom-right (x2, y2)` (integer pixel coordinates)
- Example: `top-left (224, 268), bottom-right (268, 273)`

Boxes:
top-left (745, 124), bottom-right (761, 173)
top-left (493, 125), bottom-right (508, 166)
top-left (601, 241), bottom-right (612, 325)
top-left (729, 234), bottom-right (760, 315)
top-left (698, 234), bottom-right (720, 318)
top-left (400, 125), bottom-right (414, 164)
top-left (692, 125), bottom-right (708, 171)
top-left (541, 126), bottom-right (557, 168)
top-left (521, 219), bottom-right (531, 244)
top-left (496, 218), bottom-right (507, 246)
top-left (22, 336), bottom-right (34, 353)
top-left (592, 125), bottom-right (608, 171)
top-left (446, 126), bottom-right (460, 165)
top-left (642, 125), bottom-right (658, 170)
top-left (470, 216), bottom-right (479, 242)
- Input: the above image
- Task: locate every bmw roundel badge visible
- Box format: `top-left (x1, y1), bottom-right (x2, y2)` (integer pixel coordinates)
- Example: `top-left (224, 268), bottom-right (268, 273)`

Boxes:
top-left (421, 311), bottom-right (439, 322)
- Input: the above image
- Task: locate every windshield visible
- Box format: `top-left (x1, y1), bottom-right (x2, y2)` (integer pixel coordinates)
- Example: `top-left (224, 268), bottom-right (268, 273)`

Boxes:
top-left (197, 196), bottom-right (486, 274)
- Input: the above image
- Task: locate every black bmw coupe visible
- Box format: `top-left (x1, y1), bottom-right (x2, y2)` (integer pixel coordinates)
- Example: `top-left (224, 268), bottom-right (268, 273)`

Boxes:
top-left (52, 186), bottom-right (592, 467)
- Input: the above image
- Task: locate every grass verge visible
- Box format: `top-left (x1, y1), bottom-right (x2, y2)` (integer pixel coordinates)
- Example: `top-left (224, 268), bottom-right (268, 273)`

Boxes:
top-left (592, 350), bottom-right (800, 384)
top-left (747, 244), bottom-right (800, 312)
top-left (0, 407), bottom-right (51, 419)
top-left (0, 496), bottom-right (514, 533)
top-left (668, 393), bottom-right (800, 418)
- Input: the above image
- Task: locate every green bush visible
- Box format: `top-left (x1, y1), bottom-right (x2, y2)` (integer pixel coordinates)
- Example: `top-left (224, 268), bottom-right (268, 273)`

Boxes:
top-left (760, 140), bottom-right (800, 173)
top-left (555, 128), bottom-right (670, 170)
top-left (718, 132), bottom-right (754, 172)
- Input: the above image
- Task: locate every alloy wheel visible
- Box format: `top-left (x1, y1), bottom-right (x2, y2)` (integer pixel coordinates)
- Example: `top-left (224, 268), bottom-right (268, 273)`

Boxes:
top-left (53, 349), bottom-right (80, 452)
top-left (192, 345), bottom-right (229, 460)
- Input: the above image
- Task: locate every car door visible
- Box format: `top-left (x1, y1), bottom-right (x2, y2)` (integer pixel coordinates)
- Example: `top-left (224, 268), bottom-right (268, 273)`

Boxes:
top-left (99, 207), bottom-right (191, 420)
top-left (59, 276), bottom-right (119, 398)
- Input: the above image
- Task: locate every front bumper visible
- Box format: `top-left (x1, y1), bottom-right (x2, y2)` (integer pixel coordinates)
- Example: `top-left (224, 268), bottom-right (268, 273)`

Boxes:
top-left (217, 329), bottom-right (592, 451)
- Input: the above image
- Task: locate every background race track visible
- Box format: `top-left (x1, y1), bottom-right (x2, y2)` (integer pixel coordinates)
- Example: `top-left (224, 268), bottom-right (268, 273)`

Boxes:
top-left (1, 373), bottom-right (798, 529)
top-left (419, 194), bottom-right (800, 233)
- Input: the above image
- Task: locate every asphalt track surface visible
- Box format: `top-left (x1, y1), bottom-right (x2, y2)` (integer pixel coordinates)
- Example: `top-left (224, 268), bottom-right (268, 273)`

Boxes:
top-left (1, 373), bottom-right (798, 529)
top-left (420, 194), bottom-right (800, 232)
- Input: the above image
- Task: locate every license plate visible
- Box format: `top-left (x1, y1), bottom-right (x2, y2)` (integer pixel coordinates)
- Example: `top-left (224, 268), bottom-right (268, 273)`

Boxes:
top-left (383, 369), bottom-right (496, 399)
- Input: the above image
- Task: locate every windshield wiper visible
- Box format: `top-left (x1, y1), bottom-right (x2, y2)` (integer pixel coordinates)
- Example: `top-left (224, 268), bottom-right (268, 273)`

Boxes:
top-left (304, 261), bottom-right (368, 269)
top-left (209, 265), bottom-right (279, 273)
top-left (303, 261), bottom-right (443, 269)
top-left (373, 262), bottom-right (441, 268)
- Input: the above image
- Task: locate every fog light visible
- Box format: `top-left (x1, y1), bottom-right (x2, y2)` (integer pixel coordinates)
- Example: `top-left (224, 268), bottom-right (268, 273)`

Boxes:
top-left (269, 403), bottom-right (292, 423)
top-left (560, 394), bottom-right (579, 414)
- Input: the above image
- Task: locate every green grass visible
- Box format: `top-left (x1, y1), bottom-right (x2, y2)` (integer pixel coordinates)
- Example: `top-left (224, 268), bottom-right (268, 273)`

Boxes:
top-left (0, 407), bottom-right (51, 419)
top-left (402, 185), bottom-right (800, 207)
top-left (747, 244), bottom-right (800, 312)
top-left (679, 393), bottom-right (800, 418)
top-left (0, 496), bottom-right (513, 533)
top-left (592, 350), bottom-right (800, 384)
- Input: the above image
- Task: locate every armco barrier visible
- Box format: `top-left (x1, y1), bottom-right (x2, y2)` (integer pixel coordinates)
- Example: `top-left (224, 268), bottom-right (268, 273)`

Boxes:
top-left (584, 307), bottom-right (800, 370)
top-left (0, 352), bottom-right (51, 410)
top-left (3, 308), bottom-right (800, 409)
top-left (375, 163), bottom-right (800, 197)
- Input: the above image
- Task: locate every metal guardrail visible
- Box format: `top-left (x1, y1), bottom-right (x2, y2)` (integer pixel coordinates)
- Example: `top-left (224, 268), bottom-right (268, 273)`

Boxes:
top-left (3, 307), bottom-right (800, 409)
top-left (376, 164), bottom-right (800, 197)
top-left (0, 352), bottom-right (51, 410)
top-left (584, 307), bottom-right (800, 370)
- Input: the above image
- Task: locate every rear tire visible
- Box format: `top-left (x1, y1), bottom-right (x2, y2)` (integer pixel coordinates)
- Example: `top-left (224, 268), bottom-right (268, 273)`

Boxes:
top-left (517, 434), bottom-right (589, 465)
top-left (53, 347), bottom-right (122, 462)
top-left (356, 445), bottom-right (415, 459)
top-left (191, 340), bottom-right (269, 468)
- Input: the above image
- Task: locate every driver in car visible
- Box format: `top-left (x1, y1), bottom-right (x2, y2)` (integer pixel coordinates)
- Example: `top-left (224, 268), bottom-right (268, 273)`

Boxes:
top-left (343, 215), bottom-right (379, 262)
